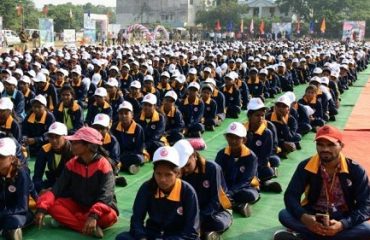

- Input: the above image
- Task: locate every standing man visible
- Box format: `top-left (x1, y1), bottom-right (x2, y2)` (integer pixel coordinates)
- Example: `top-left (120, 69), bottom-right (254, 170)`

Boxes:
top-left (274, 125), bottom-right (370, 240)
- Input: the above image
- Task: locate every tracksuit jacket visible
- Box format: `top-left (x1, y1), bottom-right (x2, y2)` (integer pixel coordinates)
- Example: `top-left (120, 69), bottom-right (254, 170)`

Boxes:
top-left (284, 154), bottom-right (370, 230)
top-left (129, 179), bottom-right (200, 239)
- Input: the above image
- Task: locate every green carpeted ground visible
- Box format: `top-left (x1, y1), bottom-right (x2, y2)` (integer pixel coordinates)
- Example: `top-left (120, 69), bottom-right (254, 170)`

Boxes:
top-left (23, 68), bottom-right (370, 240)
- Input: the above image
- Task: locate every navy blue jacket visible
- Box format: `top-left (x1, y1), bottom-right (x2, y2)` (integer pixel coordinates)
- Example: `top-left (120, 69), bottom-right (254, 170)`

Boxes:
top-left (182, 159), bottom-right (231, 219)
top-left (112, 121), bottom-right (145, 155)
top-left (3, 90), bottom-right (25, 120)
top-left (245, 121), bottom-right (274, 167)
top-left (85, 101), bottom-right (113, 126)
top-left (222, 86), bottom-right (241, 109)
top-left (33, 141), bottom-right (74, 192)
top-left (0, 166), bottom-right (34, 217)
top-left (202, 98), bottom-right (217, 123)
top-left (215, 145), bottom-right (258, 195)
top-left (130, 179), bottom-right (200, 239)
top-left (179, 97), bottom-right (204, 129)
top-left (212, 89), bottom-right (225, 115)
top-left (161, 106), bottom-right (185, 133)
top-left (266, 111), bottom-right (300, 144)
top-left (102, 132), bottom-right (121, 165)
top-left (285, 154), bottom-right (370, 230)
top-left (0, 115), bottom-right (22, 143)
top-left (136, 110), bottom-right (166, 144)
top-left (22, 111), bottom-right (55, 146)
top-left (35, 82), bottom-right (58, 112)
top-left (54, 100), bottom-right (84, 134)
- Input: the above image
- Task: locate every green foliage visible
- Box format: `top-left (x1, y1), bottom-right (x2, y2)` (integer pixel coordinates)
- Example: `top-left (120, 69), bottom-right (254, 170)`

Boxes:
top-left (196, 1), bottom-right (248, 30)
top-left (276, 0), bottom-right (370, 37)
top-left (0, 1), bottom-right (116, 33)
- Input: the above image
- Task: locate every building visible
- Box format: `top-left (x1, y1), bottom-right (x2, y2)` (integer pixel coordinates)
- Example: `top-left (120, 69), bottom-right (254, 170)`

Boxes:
top-left (238, 0), bottom-right (293, 19)
top-left (116, 0), bottom-right (216, 28)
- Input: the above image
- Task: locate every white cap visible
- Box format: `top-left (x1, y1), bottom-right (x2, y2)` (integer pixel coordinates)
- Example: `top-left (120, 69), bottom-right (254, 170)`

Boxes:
top-left (161, 71), bottom-right (170, 78)
top-left (189, 68), bottom-right (197, 75)
top-left (71, 68), bottom-right (81, 75)
top-left (106, 78), bottom-right (119, 88)
top-left (93, 113), bottom-right (111, 128)
top-left (92, 58), bottom-right (102, 67)
top-left (187, 82), bottom-right (200, 90)
top-left (247, 98), bottom-right (266, 112)
top-left (259, 68), bottom-right (268, 75)
top-left (310, 76), bottom-right (321, 84)
top-left (41, 68), bottom-right (50, 76)
top-left (175, 75), bottom-right (186, 84)
top-left (57, 68), bottom-right (69, 77)
top-left (0, 82), bottom-right (3, 93)
top-left (284, 91), bottom-right (296, 103)
top-left (201, 84), bottom-right (213, 93)
top-left (203, 67), bottom-right (211, 73)
top-left (278, 62), bottom-right (286, 68)
top-left (153, 146), bottom-right (180, 167)
top-left (225, 122), bottom-right (246, 137)
top-left (0, 137), bottom-right (16, 156)
top-left (276, 95), bottom-right (291, 107)
top-left (300, 58), bottom-right (306, 62)
top-left (32, 94), bottom-right (47, 106)
top-left (118, 101), bottom-right (133, 112)
top-left (49, 59), bottom-right (57, 65)
top-left (20, 75), bottom-right (31, 84)
top-left (32, 62), bottom-right (41, 68)
top-left (14, 68), bottom-right (23, 76)
top-left (142, 93), bottom-right (157, 105)
top-left (4, 76), bottom-right (18, 86)
top-left (144, 75), bottom-right (154, 82)
top-left (34, 73), bottom-right (47, 83)
top-left (173, 139), bottom-right (194, 168)
top-left (0, 97), bottom-right (14, 111)
top-left (302, 105), bottom-right (315, 116)
top-left (91, 73), bottom-right (102, 85)
top-left (164, 90), bottom-right (178, 101)
top-left (122, 63), bottom-right (130, 70)
top-left (109, 66), bottom-right (120, 73)
top-left (94, 87), bottom-right (108, 97)
top-left (313, 67), bottom-right (323, 74)
top-left (321, 77), bottom-right (329, 85)
top-left (204, 78), bottom-right (216, 86)
top-left (130, 80), bottom-right (141, 89)
top-left (48, 122), bottom-right (68, 136)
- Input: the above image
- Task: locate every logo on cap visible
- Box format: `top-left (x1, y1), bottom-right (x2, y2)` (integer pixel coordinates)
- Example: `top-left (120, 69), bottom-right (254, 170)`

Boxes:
top-left (177, 206), bottom-right (183, 215)
top-left (51, 124), bottom-right (57, 129)
top-left (230, 123), bottom-right (237, 131)
top-left (160, 148), bottom-right (168, 157)
top-left (203, 180), bottom-right (210, 188)
top-left (0, 141), bottom-right (4, 148)
top-left (98, 115), bottom-right (104, 120)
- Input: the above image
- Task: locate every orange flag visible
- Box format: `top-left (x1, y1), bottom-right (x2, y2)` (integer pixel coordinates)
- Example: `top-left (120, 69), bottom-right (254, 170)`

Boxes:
top-left (259, 19), bottom-right (265, 34)
top-left (16, 4), bottom-right (23, 17)
top-left (320, 17), bottom-right (326, 33)
top-left (215, 20), bottom-right (221, 31)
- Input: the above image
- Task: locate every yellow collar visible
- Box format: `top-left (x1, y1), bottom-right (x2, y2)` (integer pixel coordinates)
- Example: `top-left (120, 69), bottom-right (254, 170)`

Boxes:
top-left (155, 178), bottom-right (182, 202)
top-left (42, 143), bottom-right (52, 152)
top-left (93, 101), bottom-right (110, 109)
top-left (271, 111), bottom-right (289, 125)
top-left (304, 153), bottom-right (349, 174)
top-left (247, 77), bottom-right (260, 84)
top-left (42, 82), bottom-right (50, 92)
top-left (27, 111), bottom-right (47, 124)
top-left (116, 120), bottom-right (137, 134)
top-left (303, 96), bottom-right (317, 104)
top-left (58, 100), bottom-right (79, 112)
top-left (140, 110), bottom-right (160, 122)
top-left (212, 89), bottom-right (219, 97)
top-left (2, 115), bottom-right (14, 129)
top-left (224, 144), bottom-right (251, 157)
top-left (161, 105), bottom-right (176, 118)
top-left (24, 88), bottom-right (31, 97)
top-left (203, 97), bottom-right (211, 105)
top-left (244, 120), bottom-right (267, 136)
top-left (103, 133), bottom-right (111, 144)
top-left (183, 97), bottom-right (200, 105)
top-left (223, 86), bottom-right (233, 94)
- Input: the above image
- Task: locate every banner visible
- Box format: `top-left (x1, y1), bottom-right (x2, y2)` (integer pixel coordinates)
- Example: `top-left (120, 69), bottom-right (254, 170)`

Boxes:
top-left (83, 14), bottom-right (96, 43)
top-left (63, 29), bottom-right (75, 44)
top-left (272, 22), bottom-right (292, 39)
top-left (39, 18), bottom-right (54, 47)
top-left (342, 21), bottom-right (366, 41)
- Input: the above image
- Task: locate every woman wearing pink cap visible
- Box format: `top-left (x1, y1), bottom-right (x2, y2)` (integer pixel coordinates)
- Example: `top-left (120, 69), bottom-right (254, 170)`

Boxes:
top-left (35, 127), bottom-right (118, 238)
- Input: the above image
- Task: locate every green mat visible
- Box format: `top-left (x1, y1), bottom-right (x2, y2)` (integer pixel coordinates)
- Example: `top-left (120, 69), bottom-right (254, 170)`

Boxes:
top-left (23, 68), bottom-right (370, 240)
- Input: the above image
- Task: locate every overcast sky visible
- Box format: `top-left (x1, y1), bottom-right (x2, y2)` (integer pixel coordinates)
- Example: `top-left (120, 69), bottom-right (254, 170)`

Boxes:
top-left (33, 0), bottom-right (116, 9)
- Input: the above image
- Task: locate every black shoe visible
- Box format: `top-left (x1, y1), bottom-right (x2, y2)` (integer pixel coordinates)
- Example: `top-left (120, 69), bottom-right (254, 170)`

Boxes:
top-left (4, 228), bottom-right (22, 240)
top-left (295, 142), bottom-right (301, 150)
top-left (192, 131), bottom-right (202, 138)
top-left (329, 115), bottom-right (336, 121)
top-left (234, 203), bottom-right (251, 217)
top-left (203, 231), bottom-right (221, 240)
top-left (205, 125), bottom-right (215, 131)
top-left (261, 180), bottom-right (283, 193)
top-left (128, 164), bottom-right (140, 175)
top-left (273, 230), bottom-right (302, 240)
top-left (115, 176), bottom-right (127, 187)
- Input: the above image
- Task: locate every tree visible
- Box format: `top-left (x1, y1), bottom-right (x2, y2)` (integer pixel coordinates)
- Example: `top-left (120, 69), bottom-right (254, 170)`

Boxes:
top-left (196, 1), bottom-right (248, 30)
top-left (276, 0), bottom-right (370, 37)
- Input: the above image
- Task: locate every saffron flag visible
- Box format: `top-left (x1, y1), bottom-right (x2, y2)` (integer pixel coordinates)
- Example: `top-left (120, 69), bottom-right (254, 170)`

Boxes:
top-left (250, 19), bottom-right (254, 33)
top-left (320, 17), bottom-right (326, 33)
top-left (240, 19), bottom-right (244, 33)
top-left (215, 20), bottom-right (221, 31)
top-left (69, 9), bottom-right (73, 19)
top-left (259, 19), bottom-right (265, 34)
top-left (16, 4), bottom-right (23, 17)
